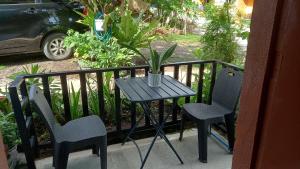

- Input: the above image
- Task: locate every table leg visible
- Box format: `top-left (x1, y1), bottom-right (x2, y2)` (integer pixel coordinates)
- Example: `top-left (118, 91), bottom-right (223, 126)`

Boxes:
top-left (122, 115), bottom-right (145, 145)
top-left (140, 108), bottom-right (171, 168)
top-left (140, 131), bottom-right (159, 169)
top-left (140, 103), bottom-right (184, 165)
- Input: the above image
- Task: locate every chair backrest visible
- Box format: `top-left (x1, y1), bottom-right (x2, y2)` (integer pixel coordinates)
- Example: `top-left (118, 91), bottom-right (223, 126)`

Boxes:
top-left (212, 68), bottom-right (243, 112)
top-left (29, 85), bottom-right (59, 140)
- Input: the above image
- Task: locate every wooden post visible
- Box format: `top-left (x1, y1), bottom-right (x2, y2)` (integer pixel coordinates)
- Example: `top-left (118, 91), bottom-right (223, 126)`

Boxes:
top-left (233, 0), bottom-right (300, 168)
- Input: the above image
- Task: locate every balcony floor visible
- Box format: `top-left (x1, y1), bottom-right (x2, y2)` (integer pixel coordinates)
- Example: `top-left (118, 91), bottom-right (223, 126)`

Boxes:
top-left (36, 129), bottom-right (232, 169)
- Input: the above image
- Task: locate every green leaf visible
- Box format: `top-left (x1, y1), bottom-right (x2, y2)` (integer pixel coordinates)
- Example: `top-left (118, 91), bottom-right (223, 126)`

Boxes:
top-left (114, 9), bottom-right (158, 49)
top-left (151, 50), bottom-right (160, 73)
top-left (119, 42), bottom-right (149, 65)
top-left (74, 8), bottom-right (95, 32)
top-left (160, 44), bottom-right (177, 65)
top-left (69, 83), bottom-right (81, 119)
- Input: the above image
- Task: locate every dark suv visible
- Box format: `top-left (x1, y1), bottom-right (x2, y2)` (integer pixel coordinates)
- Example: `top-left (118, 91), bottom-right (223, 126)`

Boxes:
top-left (0, 0), bottom-right (85, 60)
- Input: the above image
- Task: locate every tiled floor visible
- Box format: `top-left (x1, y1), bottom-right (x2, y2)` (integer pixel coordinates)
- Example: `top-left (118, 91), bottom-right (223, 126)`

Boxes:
top-left (36, 129), bottom-right (232, 169)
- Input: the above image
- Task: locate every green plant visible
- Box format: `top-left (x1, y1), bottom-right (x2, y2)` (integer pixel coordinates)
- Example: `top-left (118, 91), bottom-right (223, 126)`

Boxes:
top-left (194, 2), bottom-right (241, 64)
top-left (64, 30), bottom-right (133, 69)
top-left (69, 83), bottom-right (82, 120)
top-left (78, 0), bottom-right (118, 13)
top-left (6, 64), bottom-right (66, 144)
top-left (113, 10), bottom-right (159, 49)
top-left (8, 64), bottom-right (64, 119)
top-left (124, 43), bottom-right (177, 74)
top-left (64, 29), bottom-right (134, 124)
top-left (102, 72), bottom-right (116, 122)
top-left (0, 112), bottom-right (20, 149)
top-left (145, 0), bottom-right (200, 32)
top-left (9, 64), bottom-right (47, 86)
top-left (8, 64), bottom-right (60, 91)
top-left (148, 44), bottom-right (177, 74)
top-left (0, 97), bottom-right (12, 114)
top-left (235, 16), bottom-right (251, 40)
top-left (75, 0), bottom-right (124, 33)
top-left (0, 88), bottom-right (12, 114)
top-left (50, 91), bottom-right (65, 123)
top-left (87, 78), bottom-right (100, 116)
top-left (177, 66), bottom-right (213, 107)
top-left (0, 65), bottom-right (6, 70)
top-left (86, 73), bottom-right (116, 124)
top-left (75, 8), bottom-right (96, 33)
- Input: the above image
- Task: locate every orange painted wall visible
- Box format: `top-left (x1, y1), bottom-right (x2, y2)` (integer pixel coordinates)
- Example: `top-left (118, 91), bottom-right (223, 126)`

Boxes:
top-left (244, 0), bottom-right (254, 6)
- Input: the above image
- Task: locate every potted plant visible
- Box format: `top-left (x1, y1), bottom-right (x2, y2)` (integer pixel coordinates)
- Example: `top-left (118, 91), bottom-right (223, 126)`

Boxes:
top-left (124, 43), bottom-right (177, 87)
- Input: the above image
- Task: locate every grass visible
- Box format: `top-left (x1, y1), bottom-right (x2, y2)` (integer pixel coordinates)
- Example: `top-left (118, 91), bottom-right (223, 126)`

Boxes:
top-left (165, 34), bottom-right (200, 44)
top-left (0, 65), bottom-right (6, 70)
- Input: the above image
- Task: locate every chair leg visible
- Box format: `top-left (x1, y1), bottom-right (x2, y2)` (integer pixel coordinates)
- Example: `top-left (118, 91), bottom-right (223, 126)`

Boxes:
top-left (53, 142), bottom-right (61, 167)
top-left (55, 145), bottom-right (69, 169)
top-left (179, 113), bottom-right (186, 141)
top-left (225, 114), bottom-right (235, 153)
top-left (92, 144), bottom-right (100, 156)
top-left (53, 146), bottom-right (57, 167)
top-left (197, 121), bottom-right (208, 163)
top-left (100, 136), bottom-right (107, 169)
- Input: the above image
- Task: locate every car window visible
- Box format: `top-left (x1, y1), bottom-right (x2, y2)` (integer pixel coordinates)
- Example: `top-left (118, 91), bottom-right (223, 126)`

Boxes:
top-left (0, 0), bottom-right (35, 4)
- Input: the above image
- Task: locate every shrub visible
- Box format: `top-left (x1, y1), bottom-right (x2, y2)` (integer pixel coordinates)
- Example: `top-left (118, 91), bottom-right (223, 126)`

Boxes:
top-left (0, 92), bottom-right (12, 114)
top-left (113, 10), bottom-right (159, 49)
top-left (0, 112), bottom-right (20, 149)
top-left (64, 30), bottom-right (133, 68)
top-left (194, 3), bottom-right (243, 64)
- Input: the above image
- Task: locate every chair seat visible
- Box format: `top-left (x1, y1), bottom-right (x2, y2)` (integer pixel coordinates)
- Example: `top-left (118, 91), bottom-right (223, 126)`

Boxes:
top-left (183, 103), bottom-right (232, 121)
top-left (55, 115), bottom-right (106, 143)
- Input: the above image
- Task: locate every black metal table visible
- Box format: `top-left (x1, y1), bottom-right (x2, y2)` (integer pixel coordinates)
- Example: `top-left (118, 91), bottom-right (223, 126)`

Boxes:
top-left (115, 75), bottom-right (196, 169)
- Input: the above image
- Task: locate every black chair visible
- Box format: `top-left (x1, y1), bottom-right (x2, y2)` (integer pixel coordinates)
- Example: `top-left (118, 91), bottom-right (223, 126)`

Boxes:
top-left (179, 68), bottom-right (243, 163)
top-left (29, 85), bottom-right (107, 169)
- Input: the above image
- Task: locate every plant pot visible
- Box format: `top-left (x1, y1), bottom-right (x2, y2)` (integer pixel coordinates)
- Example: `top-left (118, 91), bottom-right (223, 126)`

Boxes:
top-left (148, 72), bottom-right (162, 87)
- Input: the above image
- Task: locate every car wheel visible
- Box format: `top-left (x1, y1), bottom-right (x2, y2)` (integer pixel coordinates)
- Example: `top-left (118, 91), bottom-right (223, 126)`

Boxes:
top-left (42, 33), bottom-right (72, 60)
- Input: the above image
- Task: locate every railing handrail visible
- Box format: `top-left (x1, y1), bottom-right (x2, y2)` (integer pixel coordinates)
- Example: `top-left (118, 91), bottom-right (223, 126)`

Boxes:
top-left (9, 60), bottom-right (243, 84)
top-left (19, 60), bottom-right (214, 78)
top-left (215, 60), bottom-right (244, 71)
top-left (9, 76), bottom-right (25, 88)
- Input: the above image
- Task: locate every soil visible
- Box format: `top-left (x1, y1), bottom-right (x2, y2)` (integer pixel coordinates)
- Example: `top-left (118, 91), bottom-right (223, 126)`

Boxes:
top-left (0, 54), bottom-right (79, 89)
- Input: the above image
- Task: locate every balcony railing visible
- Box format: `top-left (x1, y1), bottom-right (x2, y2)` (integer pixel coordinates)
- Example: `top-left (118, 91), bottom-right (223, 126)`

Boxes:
top-left (8, 60), bottom-right (243, 169)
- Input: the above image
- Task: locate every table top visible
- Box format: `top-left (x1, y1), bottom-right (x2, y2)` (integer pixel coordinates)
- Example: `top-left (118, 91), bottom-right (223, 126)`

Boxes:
top-left (115, 75), bottom-right (196, 102)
